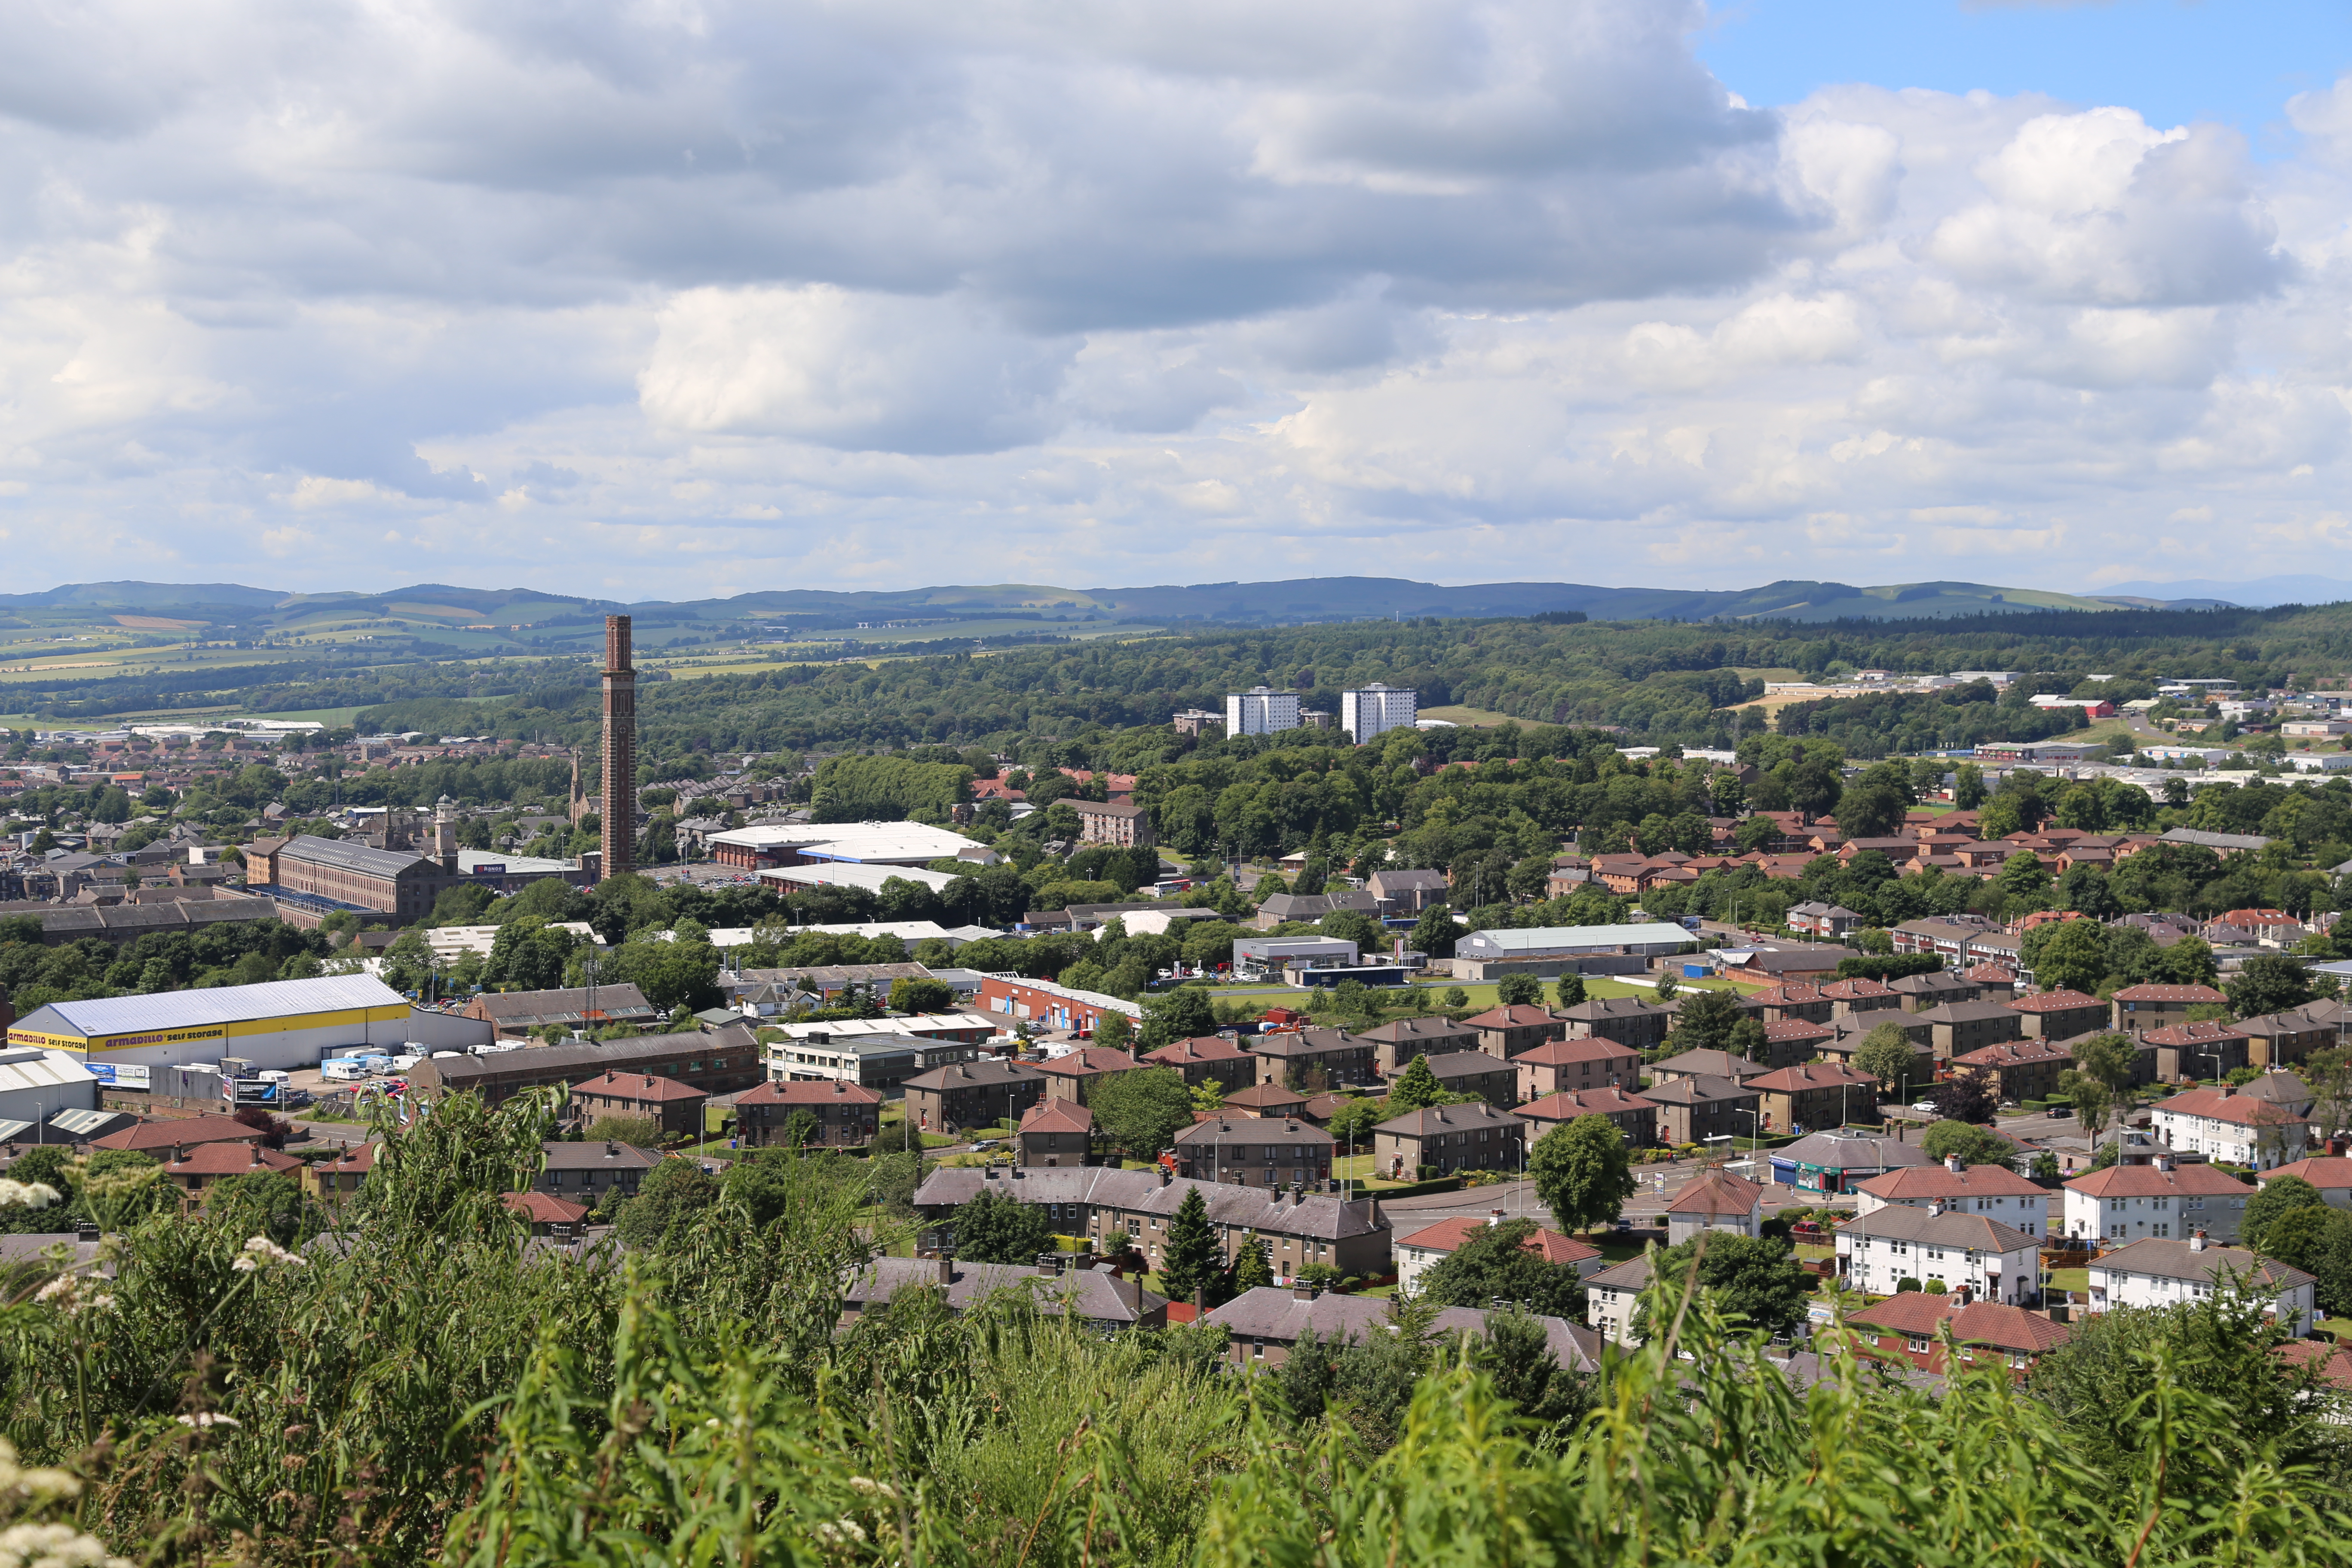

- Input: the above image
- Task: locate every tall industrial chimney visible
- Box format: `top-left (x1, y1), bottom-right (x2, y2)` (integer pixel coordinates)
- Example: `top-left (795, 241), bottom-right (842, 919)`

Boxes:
top-left (601, 615), bottom-right (637, 882)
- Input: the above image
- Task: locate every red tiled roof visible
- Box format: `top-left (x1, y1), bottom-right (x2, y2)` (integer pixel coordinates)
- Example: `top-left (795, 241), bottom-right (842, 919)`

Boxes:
top-left (1848, 1291), bottom-right (1958, 1334)
top-left (1514, 1037), bottom-right (1640, 1066)
top-left (736, 1080), bottom-right (886, 1106)
top-left (1664, 1170), bottom-right (1763, 1217)
top-left (1754, 985), bottom-right (1827, 1006)
top-left (1463, 1005), bottom-right (1557, 1029)
top-left (1951, 1039), bottom-right (2071, 1067)
top-left (2278, 1339), bottom-right (2352, 1390)
top-left (504, 1191), bottom-right (591, 1225)
top-left (1745, 1062), bottom-right (1875, 1091)
top-left (2140, 1022), bottom-right (2248, 1046)
top-left (1395, 1215), bottom-right (1601, 1264)
top-left (1518, 1087), bottom-right (1655, 1120)
top-left (2153, 1087), bottom-right (2305, 1128)
top-left (2263, 1158), bottom-right (2352, 1192)
top-left (1020, 1099), bottom-right (1095, 1135)
top-left (2111, 984), bottom-right (2228, 1003)
top-left (1847, 1293), bottom-right (2071, 1354)
top-left (1223, 1083), bottom-right (1308, 1107)
top-left (1035, 1048), bottom-right (1142, 1078)
top-left (2006, 989), bottom-right (2101, 1014)
top-left (1858, 1163), bottom-right (2044, 1199)
top-left (1819, 978), bottom-right (1896, 999)
top-left (1762, 1019), bottom-right (1834, 1041)
top-left (165, 1143), bottom-right (300, 1176)
top-left (576, 1070), bottom-right (706, 1102)
top-left (1949, 1301), bottom-right (2072, 1354)
top-left (93, 1115), bottom-right (265, 1153)
top-left (2066, 1163), bottom-right (2251, 1198)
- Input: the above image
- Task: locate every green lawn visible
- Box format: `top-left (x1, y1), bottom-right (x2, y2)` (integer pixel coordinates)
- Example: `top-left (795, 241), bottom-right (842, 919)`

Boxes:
top-left (2045, 1268), bottom-right (2090, 1296)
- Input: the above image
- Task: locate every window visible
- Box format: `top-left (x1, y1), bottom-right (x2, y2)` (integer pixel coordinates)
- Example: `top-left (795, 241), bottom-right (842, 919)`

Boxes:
top-left (1905, 1335), bottom-right (1930, 1355)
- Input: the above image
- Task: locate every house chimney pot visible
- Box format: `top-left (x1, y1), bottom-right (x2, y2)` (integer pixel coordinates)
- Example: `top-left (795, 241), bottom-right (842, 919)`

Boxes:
top-left (2190, 1230), bottom-right (2207, 1251)
top-left (1928, 1198), bottom-right (1945, 1217)
top-left (1945, 1154), bottom-right (1964, 1174)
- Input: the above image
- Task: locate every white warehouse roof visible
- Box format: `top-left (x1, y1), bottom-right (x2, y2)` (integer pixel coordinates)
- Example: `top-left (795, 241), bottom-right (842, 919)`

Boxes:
top-left (1459, 923), bottom-right (1693, 952)
top-left (0, 1048), bottom-right (98, 1095)
top-left (12, 975), bottom-right (408, 1040)
top-left (708, 821), bottom-right (985, 865)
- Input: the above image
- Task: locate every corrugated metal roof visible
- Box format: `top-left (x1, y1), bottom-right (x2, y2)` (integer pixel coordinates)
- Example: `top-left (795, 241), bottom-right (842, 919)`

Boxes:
top-left (0, 1048), bottom-right (98, 1092)
top-left (17, 975), bottom-right (407, 1040)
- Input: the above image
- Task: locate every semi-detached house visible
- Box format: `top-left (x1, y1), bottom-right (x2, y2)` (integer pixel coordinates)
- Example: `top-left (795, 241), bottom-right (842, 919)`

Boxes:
top-left (912, 1165), bottom-right (1392, 1284)
top-left (2062, 1155), bottom-right (2252, 1245)
top-left (2150, 1083), bottom-right (2308, 1171)
top-left (1835, 1204), bottom-right (2042, 1305)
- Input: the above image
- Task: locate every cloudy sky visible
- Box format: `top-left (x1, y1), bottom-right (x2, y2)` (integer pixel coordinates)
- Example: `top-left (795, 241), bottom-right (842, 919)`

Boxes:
top-left (5, 0), bottom-right (2352, 602)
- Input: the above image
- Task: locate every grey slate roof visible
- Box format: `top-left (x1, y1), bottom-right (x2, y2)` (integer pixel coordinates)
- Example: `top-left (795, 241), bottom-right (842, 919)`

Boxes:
top-left (912, 1166), bottom-right (1389, 1241)
top-left (1358, 1017), bottom-right (1480, 1045)
top-left (279, 833), bottom-right (435, 878)
top-left (1838, 1206), bottom-right (2039, 1252)
top-left (1250, 1026), bottom-right (1375, 1060)
top-left (423, 1025), bottom-right (759, 1088)
top-left (539, 1140), bottom-right (664, 1172)
top-left (1418, 1050), bottom-right (1515, 1082)
top-left (1638, 1073), bottom-right (1758, 1107)
top-left (1914, 999), bottom-right (2025, 1025)
top-left (846, 1256), bottom-right (1167, 1325)
top-left (2090, 1237), bottom-right (2314, 1287)
top-left (1207, 1286), bottom-right (1601, 1371)
top-left (1373, 1101), bottom-right (1525, 1137)
top-left (1175, 1118), bottom-right (1335, 1151)
top-left (1650, 1048), bottom-right (1770, 1081)
top-left (903, 1059), bottom-right (1047, 1093)
top-left (1774, 1131), bottom-right (1936, 1172)
top-left (475, 984), bottom-right (658, 1025)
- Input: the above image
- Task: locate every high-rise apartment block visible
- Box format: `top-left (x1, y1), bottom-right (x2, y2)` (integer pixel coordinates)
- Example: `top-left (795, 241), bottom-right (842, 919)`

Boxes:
top-left (1341, 684), bottom-right (1418, 743)
top-left (1225, 686), bottom-right (1302, 736)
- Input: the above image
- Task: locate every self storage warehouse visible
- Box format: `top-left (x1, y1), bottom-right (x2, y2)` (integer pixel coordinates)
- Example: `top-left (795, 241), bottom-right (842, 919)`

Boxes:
top-left (4, 975), bottom-right (492, 1081)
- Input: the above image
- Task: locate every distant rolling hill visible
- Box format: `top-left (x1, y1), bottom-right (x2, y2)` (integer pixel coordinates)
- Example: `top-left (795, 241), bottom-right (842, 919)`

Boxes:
top-left (0, 574), bottom-right (2239, 634)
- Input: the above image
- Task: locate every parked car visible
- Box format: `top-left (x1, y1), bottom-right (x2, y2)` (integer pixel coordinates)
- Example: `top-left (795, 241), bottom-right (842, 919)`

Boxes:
top-left (1909, 1101), bottom-right (1939, 1114)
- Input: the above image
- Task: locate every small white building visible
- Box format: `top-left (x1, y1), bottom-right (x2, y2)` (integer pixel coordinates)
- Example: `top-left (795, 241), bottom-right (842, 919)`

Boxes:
top-left (2085, 1236), bottom-right (2315, 1337)
top-left (1834, 1204), bottom-right (2042, 1305)
top-left (2061, 1156), bottom-right (2254, 1245)
top-left (1854, 1155), bottom-right (2049, 1240)
top-left (2150, 1083), bottom-right (2309, 1171)
top-left (1586, 1254), bottom-right (1653, 1347)
top-left (1663, 1170), bottom-right (1765, 1245)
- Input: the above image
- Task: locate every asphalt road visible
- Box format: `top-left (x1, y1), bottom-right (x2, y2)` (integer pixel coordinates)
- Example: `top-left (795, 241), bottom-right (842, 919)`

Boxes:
top-left (1370, 1157), bottom-right (1858, 1229)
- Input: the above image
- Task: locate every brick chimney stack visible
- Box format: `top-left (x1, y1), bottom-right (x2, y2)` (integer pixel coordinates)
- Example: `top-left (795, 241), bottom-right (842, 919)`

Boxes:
top-left (600, 615), bottom-right (636, 883)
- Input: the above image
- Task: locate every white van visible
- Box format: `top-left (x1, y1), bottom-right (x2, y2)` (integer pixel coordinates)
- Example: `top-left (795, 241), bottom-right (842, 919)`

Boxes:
top-left (321, 1060), bottom-right (369, 1083)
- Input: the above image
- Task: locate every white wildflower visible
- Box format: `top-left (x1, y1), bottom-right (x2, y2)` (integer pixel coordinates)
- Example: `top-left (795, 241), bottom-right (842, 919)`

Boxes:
top-left (172, 1414), bottom-right (238, 1430)
top-left (231, 1236), bottom-right (303, 1272)
top-left (847, 1476), bottom-right (898, 1498)
top-left (0, 1522), bottom-right (131, 1568)
top-left (30, 1277), bottom-right (110, 1317)
top-left (0, 1436), bottom-right (82, 1501)
top-left (0, 1182), bottom-right (60, 1211)
top-left (813, 1519), bottom-right (868, 1547)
